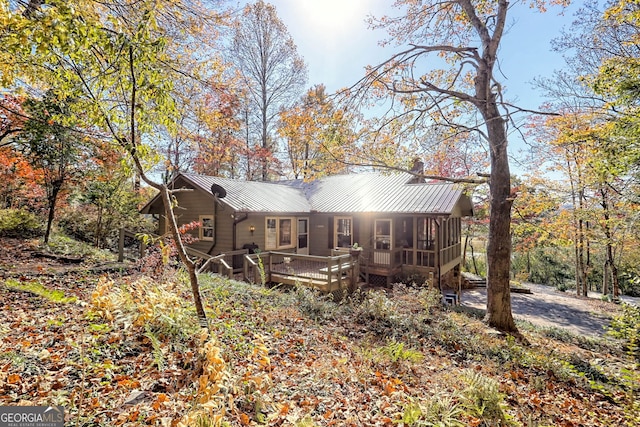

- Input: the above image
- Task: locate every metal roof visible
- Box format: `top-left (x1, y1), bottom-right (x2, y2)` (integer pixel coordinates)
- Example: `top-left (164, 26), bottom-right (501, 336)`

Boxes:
top-left (174, 172), bottom-right (471, 215)
top-left (181, 174), bottom-right (312, 213)
top-left (294, 172), bottom-right (468, 214)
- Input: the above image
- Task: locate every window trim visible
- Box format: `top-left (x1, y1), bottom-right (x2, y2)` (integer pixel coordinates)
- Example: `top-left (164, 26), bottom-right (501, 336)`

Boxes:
top-left (199, 215), bottom-right (214, 241)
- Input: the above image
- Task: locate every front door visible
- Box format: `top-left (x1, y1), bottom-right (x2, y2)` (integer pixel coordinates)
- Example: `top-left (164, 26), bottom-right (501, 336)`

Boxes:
top-left (297, 218), bottom-right (309, 255)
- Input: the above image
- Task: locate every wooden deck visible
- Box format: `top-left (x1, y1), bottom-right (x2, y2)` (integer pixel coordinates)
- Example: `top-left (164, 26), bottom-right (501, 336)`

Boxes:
top-left (244, 252), bottom-right (357, 293)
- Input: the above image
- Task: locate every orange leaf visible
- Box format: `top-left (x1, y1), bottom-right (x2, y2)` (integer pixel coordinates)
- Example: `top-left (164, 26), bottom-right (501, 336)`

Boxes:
top-left (8, 373), bottom-right (21, 384)
top-left (151, 394), bottom-right (168, 410)
top-left (239, 413), bottom-right (250, 425)
top-left (278, 403), bottom-right (290, 416)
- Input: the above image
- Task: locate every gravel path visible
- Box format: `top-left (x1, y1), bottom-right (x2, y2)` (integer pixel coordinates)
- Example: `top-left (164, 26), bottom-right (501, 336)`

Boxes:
top-left (461, 283), bottom-right (637, 337)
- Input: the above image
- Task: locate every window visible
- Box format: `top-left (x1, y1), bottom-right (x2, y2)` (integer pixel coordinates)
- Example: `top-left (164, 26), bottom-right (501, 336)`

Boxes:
top-left (265, 217), bottom-right (295, 249)
top-left (374, 219), bottom-right (392, 250)
top-left (335, 216), bottom-right (353, 248)
top-left (199, 215), bottom-right (214, 241)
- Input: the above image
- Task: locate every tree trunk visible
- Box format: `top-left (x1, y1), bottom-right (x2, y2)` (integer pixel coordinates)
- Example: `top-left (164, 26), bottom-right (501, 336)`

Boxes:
top-left (95, 207), bottom-right (103, 248)
top-left (600, 189), bottom-right (620, 298)
top-left (159, 184), bottom-right (207, 323)
top-left (44, 179), bottom-right (62, 244)
top-left (470, 240), bottom-right (479, 275)
top-left (576, 218), bottom-right (587, 297)
top-left (482, 94), bottom-right (517, 333)
top-left (602, 260), bottom-right (609, 296)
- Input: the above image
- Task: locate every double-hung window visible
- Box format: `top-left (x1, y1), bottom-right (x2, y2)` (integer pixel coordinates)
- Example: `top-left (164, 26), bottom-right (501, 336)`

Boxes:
top-left (199, 215), bottom-right (214, 241)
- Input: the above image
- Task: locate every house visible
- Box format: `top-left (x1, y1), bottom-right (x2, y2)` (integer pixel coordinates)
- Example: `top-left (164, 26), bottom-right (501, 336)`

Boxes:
top-left (140, 169), bottom-right (473, 289)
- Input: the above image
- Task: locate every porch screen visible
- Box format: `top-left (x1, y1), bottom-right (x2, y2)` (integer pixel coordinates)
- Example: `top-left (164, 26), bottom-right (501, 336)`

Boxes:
top-left (374, 219), bottom-right (392, 250)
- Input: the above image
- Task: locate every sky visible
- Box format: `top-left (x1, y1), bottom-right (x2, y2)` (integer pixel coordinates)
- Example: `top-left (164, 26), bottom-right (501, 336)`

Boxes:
top-left (234, 0), bottom-right (583, 173)
top-left (255, 0), bottom-right (581, 110)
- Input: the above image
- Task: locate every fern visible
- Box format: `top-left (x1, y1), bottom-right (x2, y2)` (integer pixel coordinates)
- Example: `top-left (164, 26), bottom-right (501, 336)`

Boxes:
top-left (461, 370), bottom-right (515, 426)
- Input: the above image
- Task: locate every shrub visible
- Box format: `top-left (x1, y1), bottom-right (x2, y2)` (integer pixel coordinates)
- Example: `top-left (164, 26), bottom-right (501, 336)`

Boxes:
top-left (619, 274), bottom-right (640, 297)
top-left (608, 303), bottom-right (640, 360)
top-left (0, 208), bottom-right (42, 237)
top-left (511, 248), bottom-right (573, 286)
top-left (57, 202), bottom-right (153, 249)
top-left (461, 369), bottom-right (515, 426)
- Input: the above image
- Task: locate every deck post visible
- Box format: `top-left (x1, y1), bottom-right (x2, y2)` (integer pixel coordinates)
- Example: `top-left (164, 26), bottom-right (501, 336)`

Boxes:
top-left (327, 257), bottom-right (333, 292)
top-left (350, 252), bottom-right (360, 293)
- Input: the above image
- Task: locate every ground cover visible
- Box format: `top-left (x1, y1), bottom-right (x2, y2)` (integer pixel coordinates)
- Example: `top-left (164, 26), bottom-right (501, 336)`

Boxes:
top-left (0, 237), bottom-right (638, 426)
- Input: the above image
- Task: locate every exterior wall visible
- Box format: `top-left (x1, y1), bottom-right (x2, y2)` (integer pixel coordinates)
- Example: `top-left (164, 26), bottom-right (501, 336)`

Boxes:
top-left (147, 177), bottom-right (230, 255)
top-left (308, 213), bottom-right (375, 256)
top-left (236, 214), bottom-right (263, 253)
top-left (211, 208), bottom-right (234, 254)
top-left (309, 214), bottom-right (332, 256)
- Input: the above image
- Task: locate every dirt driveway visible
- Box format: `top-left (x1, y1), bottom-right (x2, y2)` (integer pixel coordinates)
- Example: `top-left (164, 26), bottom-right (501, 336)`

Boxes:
top-left (461, 283), bottom-right (637, 337)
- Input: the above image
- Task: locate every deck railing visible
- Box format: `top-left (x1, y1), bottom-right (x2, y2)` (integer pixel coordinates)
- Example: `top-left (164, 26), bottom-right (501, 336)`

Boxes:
top-left (243, 251), bottom-right (355, 292)
top-left (401, 243), bottom-right (461, 269)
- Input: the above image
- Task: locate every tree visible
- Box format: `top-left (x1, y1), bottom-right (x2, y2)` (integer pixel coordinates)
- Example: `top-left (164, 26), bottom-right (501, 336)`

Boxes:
top-left (0, 0), bottom-right (229, 324)
top-left (16, 91), bottom-right (82, 243)
top-left (350, 1), bottom-right (571, 333)
top-left (278, 84), bottom-right (355, 180)
top-left (230, 0), bottom-right (307, 180)
top-left (532, 0), bottom-right (640, 298)
top-left (191, 82), bottom-right (245, 178)
top-left (0, 94), bottom-right (25, 145)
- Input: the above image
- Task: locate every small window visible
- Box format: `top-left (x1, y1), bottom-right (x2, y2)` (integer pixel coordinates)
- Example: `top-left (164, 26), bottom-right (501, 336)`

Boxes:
top-left (199, 215), bottom-right (214, 241)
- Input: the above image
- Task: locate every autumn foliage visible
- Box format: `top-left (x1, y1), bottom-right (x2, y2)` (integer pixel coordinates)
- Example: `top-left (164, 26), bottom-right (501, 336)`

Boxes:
top-left (1, 240), bottom-right (638, 426)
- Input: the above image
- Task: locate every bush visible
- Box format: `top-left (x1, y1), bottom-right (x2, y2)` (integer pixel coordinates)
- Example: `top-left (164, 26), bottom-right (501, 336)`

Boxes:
top-left (511, 248), bottom-right (574, 286)
top-left (57, 202), bottom-right (153, 249)
top-left (619, 274), bottom-right (640, 297)
top-left (608, 303), bottom-right (640, 360)
top-left (464, 254), bottom-right (486, 277)
top-left (0, 208), bottom-right (42, 237)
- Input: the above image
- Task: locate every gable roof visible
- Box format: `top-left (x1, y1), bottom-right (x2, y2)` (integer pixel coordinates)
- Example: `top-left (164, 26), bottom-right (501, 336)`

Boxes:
top-left (141, 172), bottom-right (473, 216)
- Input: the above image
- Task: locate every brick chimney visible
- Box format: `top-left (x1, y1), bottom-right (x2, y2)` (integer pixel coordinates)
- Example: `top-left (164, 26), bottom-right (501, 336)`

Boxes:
top-left (410, 157), bottom-right (425, 183)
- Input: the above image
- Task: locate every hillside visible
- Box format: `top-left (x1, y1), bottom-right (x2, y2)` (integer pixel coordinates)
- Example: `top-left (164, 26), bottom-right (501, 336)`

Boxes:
top-left (0, 237), bottom-right (638, 427)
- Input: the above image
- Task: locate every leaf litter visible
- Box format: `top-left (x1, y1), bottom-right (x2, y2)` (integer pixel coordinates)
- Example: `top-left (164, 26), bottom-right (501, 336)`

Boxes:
top-left (0, 238), bottom-right (637, 426)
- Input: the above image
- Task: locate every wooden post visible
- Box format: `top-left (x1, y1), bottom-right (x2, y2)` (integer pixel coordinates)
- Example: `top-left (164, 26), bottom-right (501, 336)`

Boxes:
top-left (118, 227), bottom-right (125, 262)
top-left (350, 253), bottom-right (359, 293)
top-left (139, 237), bottom-right (146, 259)
top-left (327, 256), bottom-right (334, 292)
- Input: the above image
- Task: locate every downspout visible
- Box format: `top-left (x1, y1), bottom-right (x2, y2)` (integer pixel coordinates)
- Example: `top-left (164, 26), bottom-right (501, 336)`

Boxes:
top-left (209, 202), bottom-right (217, 253)
top-left (232, 212), bottom-right (249, 250)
